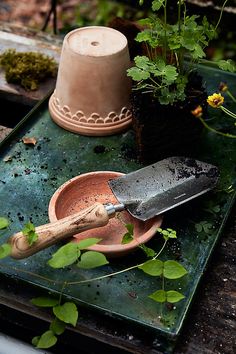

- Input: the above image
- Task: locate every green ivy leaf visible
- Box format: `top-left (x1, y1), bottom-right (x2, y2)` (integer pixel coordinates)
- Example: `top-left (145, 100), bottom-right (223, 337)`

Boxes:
top-left (76, 238), bottom-right (101, 250)
top-left (32, 336), bottom-right (40, 347)
top-left (0, 217), bottom-right (9, 230)
top-left (35, 330), bottom-right (57, 349)
top-left (122, 223), bottom-right (134, 244)
top-left (138, 259), bottom-right (163, 276)
top-left (48, 242), bottom-right (81, 268)
top-left (157, 228), bottom-right (177, 240)
top-left (31, 297), bottom-right (59, 307)
top-left (139, 244), bottom-right (156, 258)
top-left (166, 290), bottom-right (185, 303)
top-left (0, 243), bottom-right (11, 259)
top-left (163, 260), bottom-right (188, 279)
top-left (22, 222), bottom-right (38, 246)
top-left (149, 289), bottom-right (166, 303)
top-left (166, 228), bottom-right (177, 238)
top-left (53, 302), bottom-right (78, 327)
top-left (122, 232), bottom-right (134, 244)
top-left (50, 317), bottom-right (66, 335)
top-left (125, 223), bottom-right (134, 235)
top-left (77, 251), bottom-right (109, 269)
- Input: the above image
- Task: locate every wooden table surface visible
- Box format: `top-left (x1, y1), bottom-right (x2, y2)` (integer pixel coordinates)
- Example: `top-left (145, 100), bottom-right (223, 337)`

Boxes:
top-left (0, 25), bottom-right (235, 354)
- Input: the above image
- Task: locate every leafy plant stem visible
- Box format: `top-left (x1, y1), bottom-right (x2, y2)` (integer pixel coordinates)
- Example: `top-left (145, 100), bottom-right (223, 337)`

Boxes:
top-left (1, 238), bottom-right (168, 287)
top-left (220, 106), bottom-right (236, 119)
top-left (163, 0), bottom-right (167, 61)
top-left (154, 239), bottom-right (168, 259)
top-left (214, 0), bottom-right (229, 31)
top-left (161, 275), bottom-right (165, 317)
top-left (59, 282), bottom-right (68, 305)
top-left (226, 90), bottom-right (236, 103)
top-left (178, 0), bottom-right (181, 34)
top-left (199, 116), bottom-right (236, 138)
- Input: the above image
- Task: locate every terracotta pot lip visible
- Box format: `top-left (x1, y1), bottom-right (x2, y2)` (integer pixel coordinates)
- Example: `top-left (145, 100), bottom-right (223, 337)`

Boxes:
top-left (48, 95), bottom-right (133, 136)
top-left (64, 26), bottom-right (128, 58)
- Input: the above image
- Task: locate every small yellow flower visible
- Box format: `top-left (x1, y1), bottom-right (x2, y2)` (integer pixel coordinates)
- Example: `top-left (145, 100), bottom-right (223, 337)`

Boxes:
top-left (191, 105), bottom-right (203, 118)
top-left (219, 82), bottom-right (228, 92)
top-left (207, 93), bottom-right (224, 108)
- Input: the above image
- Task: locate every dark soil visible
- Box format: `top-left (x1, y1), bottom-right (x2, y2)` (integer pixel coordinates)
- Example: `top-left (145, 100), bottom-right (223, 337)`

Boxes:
top-left (131, 72), bottom-right (207, 163)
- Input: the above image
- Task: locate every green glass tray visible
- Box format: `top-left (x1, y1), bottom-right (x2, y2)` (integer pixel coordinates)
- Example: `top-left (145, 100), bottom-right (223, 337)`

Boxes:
top-left (0, 65), bottom-right (235, 343)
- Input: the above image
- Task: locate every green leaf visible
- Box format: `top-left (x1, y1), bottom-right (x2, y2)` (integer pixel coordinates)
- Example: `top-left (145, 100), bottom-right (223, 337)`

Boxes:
top-left (192, 43), bottom-right (206, 59)
top-left (135, 30), bottom-right (152, 43)
top-left (127, 67), bottom-right (150, 81)
top-left (166, 228), bottom-right (177, 238)
top-left (152, 0), bottom-right (165, 11)
top-left (122, 232), bottom-right (134, 244)
top-left (157, 227), bottom-right (177, 240)
top-left (0, 243), bottom-right (11, 259)
top-left (125, 223), bottom-right (134, 235)
top-left (139, 244), bottom-right (156, 258)
top-left (50, 317), bottom-right (66, 335)
top-left (32, 336), bottom-right (40, 347)
top-left (22, 222), bottom-right (38, 246)
top-left (53, 302), bottom-right (78, 327)
top-left (31, 296), bottom-right (59, 307)
top-left (163, 260), bottom-right (188, 279)
top-left (166, 290), bottom-right (185, 303)
top-left (35, 330), bottom-right (57, 349)
top-left (218, 59), bottom-right (236, 73)
top-left (134, 55), bottom-right (150, 69)
top-left (76, 238), bottom-right (101, 250)
top-left (138, 259), bottom-right (163, 276)
top-left (48, 242), bottom-right (81, 268)
top-left (77, 251), bottom-right (109, 269)
top-left (149, 289), bottom-right (166, 303)
top-left (138, 18), bottom-right (153, 26)
top-left (195, 221), bottom-right (213, 234)
top-left (0, 217), bottom-right (9, 230)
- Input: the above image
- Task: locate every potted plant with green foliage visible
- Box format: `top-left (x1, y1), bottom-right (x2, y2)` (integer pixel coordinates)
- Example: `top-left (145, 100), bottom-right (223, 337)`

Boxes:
top-left (127, 0), bottom-right (230, 163)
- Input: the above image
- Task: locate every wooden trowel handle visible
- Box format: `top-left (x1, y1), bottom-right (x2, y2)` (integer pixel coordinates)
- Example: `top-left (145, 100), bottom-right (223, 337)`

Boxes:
top-left (9, 202), bottom-right (110, 260)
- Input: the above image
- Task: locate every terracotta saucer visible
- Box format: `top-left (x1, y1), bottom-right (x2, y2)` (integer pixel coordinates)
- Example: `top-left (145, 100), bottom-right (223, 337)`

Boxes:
top-left (48, 171), bottom-right (162, 257)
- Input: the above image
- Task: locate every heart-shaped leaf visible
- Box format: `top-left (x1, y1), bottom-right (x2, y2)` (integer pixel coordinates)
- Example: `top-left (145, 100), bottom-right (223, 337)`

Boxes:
top-left (149, 289), bottom-right (166, 303)
top-left (31, 297), bottom-right (59, 307)
top-left (138, 259), bottom-right (163, 276)
top-left (53, 302), bottom-right (78, 327)
top-left (48, 242), bottom-right (81, 268)
top-left (163, 260), bottom-right (187, 279)
top-left (77, 251), bottom-right (109, 269)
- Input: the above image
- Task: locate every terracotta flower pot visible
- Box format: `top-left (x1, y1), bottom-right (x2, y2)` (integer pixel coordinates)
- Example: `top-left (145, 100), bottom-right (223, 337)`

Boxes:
top-left (48, 171), bottom-right (162, 257)
top-left (49, 26), bottom-right (133, 136)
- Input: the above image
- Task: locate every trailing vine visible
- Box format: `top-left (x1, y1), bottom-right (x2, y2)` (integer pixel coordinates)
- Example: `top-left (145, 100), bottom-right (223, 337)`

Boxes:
top-left (0, 217), bottom-right (188, 349)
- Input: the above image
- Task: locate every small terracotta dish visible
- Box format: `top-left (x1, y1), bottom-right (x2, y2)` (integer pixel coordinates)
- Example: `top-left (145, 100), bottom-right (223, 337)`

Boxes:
top-left (48, 171), bottom-right (162, 257)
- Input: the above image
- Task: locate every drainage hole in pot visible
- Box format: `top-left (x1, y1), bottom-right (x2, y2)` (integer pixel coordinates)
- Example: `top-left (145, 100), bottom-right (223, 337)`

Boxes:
top-left (91, 41), bottom-right (99, 46)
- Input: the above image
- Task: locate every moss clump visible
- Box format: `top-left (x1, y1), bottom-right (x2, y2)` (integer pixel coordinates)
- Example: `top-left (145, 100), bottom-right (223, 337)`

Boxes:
top-left (0, 49), bottom-right (57, 91)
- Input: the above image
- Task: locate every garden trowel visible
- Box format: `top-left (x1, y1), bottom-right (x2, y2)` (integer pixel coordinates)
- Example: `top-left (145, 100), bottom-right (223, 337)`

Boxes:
top-left (9, 156), bottom-right (219, 259)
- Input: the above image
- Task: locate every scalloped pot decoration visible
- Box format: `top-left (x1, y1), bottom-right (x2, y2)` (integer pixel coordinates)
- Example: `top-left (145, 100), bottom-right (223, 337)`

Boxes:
top-left (49, 26), bottom-right (133, 136)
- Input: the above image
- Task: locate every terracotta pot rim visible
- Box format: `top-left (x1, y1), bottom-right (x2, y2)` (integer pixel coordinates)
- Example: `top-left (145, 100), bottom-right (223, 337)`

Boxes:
top-left (49, 95), bottom-right (133, 136)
